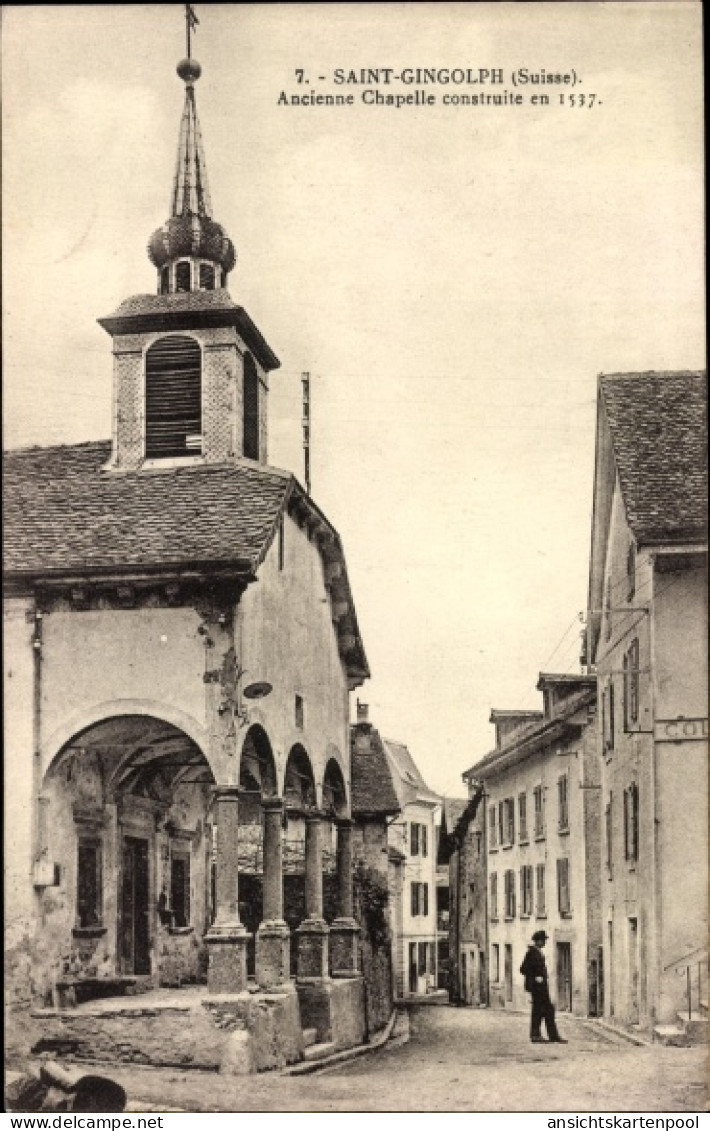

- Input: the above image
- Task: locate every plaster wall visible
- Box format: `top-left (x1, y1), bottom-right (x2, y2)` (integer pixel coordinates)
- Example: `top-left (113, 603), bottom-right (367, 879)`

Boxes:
top-left (39, 606), bottom-right (208, 781)
top-left (237, 514), bottom-right (350, 802)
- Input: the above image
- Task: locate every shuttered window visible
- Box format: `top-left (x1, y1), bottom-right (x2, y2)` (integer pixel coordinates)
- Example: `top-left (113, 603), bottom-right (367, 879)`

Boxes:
top-left (145, 336), bottom-right (202, 459)
top-left (243, 353), bottom-right (259, 460)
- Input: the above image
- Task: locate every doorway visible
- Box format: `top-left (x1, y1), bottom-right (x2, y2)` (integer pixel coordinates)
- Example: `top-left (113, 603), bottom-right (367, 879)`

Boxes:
top-left (504, 944), bottom-right (513, 1002)
top-left (409, 942), bottom-right (418, 993)
top-left (556, 942), bottom-right (572, 1011)
top-left (120, 836), bottom-right (151, 975)
top-left (628, 918), bottom-right (639, 1024)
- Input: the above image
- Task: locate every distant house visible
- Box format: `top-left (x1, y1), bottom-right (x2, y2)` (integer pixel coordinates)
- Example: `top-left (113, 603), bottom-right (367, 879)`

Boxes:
top-left (463, 674), bottom-right (601, 1019)
top-left (438, 791), bottom-right (487, 1005)
top-left (586, 370), bottom-right (707, 1036)
top-left (383, 737), bottom-right (441, 998)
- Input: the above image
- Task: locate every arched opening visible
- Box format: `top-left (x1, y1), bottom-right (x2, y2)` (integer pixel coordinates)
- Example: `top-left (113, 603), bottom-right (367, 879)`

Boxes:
top-left (145, 335), bottom-right (202, 459)
top-left (37, 715), bottom-right (215, 1004)
top-left (175, 260), bottom-right (191, 292)
top-left (322, 758), bottom-right (348, 819)
top-left (237, 725), bottom-right (278, 974)
top-left (199, 263), bottom-right (215, 291)
top-left (243, 352), bottom-right (259, 461)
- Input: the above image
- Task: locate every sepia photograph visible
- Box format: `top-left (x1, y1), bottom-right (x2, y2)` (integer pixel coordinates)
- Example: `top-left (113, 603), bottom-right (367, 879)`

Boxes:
top-left (2, 2), bottom-right (706, 1116)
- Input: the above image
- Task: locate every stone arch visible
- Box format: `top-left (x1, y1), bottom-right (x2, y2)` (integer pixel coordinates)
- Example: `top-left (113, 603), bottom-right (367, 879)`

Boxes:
top-left (322, 757), bottom-right (348, 819)
top-left (41, 699), bottom-right (213, 786)
top-left (284, 743), bottom-right (316, 812)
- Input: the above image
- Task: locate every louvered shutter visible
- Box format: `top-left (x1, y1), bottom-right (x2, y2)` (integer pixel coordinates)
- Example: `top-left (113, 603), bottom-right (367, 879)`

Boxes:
top-left (145, 335), bottom-right (202, 458)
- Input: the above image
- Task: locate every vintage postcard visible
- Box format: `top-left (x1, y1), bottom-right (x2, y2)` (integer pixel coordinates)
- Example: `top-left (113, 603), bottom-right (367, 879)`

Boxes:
top-left (3, 2), bottom-right (706, 1116)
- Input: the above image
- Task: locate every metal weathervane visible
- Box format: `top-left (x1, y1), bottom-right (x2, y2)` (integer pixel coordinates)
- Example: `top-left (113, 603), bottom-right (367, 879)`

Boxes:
top-left (185, 3), bottom-right (199, 58)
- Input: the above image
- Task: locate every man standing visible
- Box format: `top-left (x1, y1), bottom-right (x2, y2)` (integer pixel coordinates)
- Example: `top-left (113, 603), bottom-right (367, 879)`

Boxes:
top-left (520, 930), bottom-right (567, 1044)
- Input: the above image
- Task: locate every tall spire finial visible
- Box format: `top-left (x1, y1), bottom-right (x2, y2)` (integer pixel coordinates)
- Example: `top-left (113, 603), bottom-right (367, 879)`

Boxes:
top-left (185, 4), bottom-right (199, 60)
top-left (147, 4), bottom-right (236, 292)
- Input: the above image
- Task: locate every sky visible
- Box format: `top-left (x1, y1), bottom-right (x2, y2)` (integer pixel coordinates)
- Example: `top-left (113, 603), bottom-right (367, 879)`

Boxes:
top-left (2, 4), bottom-right (705, 798)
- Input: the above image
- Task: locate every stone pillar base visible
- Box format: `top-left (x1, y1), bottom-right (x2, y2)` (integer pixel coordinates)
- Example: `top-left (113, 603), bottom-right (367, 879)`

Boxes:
top-left (204, 927), bottom-right (250, 994)
top-left (329, 918), bottom-right (360, 977)
top-left (296, 919), bottom-right (330, 982)
top-left (256, 920), bottom-right (291, 989)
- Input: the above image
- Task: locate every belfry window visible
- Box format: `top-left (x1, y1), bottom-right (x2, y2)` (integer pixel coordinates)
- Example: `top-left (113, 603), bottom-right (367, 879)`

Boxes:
top-left (243, 353), bottom-right (259, 460)
top-left (199, 264), bottom-right (215, 290)
top-left (175, 260), bottom-right (191, 292)
top-left (145, 335), bottom-right (202, 458)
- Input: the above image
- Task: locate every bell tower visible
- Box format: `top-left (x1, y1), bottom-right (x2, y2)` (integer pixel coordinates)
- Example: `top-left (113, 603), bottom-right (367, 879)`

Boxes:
top-left (99, 10), bottom-right (279, 472)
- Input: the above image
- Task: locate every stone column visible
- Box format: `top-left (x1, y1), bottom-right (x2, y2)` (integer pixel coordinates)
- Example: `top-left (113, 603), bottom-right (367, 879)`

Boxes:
top-left (204, 786), bottom-right (250, 993)
top-left (330, 818), bottom-right (360, 976)
top-left (296, 811), bottom-right (330, 981)
top-left (256, 797), bottom-right (291, 988)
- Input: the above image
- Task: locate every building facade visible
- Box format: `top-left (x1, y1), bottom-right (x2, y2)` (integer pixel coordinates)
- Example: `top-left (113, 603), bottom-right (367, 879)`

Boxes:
top-left (586, 370), bottom-right (708, 1035)
top-left (380, 737), bottom-right (440, 999)
top-left (4, 35), bottom-right (370, 1068)
top-left (463, 675), bottom-right (602, 1019)
top-left (438, 791), bottom-right (488, 1006)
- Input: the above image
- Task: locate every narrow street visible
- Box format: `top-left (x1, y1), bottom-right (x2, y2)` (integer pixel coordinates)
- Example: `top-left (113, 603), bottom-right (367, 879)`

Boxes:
top-left (102, 1005), bottom-right (706, 1113)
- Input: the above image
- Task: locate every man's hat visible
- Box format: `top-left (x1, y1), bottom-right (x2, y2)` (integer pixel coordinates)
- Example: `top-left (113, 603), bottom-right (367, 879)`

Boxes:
top-left (532, 930), bottom-right (548, 943)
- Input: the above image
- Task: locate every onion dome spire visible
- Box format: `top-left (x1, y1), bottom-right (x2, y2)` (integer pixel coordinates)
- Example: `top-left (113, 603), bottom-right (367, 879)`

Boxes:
top-left (148, 8), bottom-right (236, 295)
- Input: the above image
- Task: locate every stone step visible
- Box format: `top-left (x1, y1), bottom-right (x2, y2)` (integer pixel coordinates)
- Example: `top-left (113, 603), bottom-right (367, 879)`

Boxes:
top-left (654, 1025), bottom-right (690, 1047)
top-left (676, 1013), bottom-right (708, 1043)
top-left (304, 1040), bottom-right (336, 1061)
top-left (302, 1028), bottom-right (318, 1049)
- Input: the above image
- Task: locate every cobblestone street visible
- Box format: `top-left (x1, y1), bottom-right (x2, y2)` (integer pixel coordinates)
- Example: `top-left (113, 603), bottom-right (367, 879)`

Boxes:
top-left (74, 1005), bottom-right (707, 1113)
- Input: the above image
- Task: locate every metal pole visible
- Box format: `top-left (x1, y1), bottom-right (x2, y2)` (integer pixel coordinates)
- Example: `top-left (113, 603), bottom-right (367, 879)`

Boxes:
top-left (302, 372), bottom-right (311, 495)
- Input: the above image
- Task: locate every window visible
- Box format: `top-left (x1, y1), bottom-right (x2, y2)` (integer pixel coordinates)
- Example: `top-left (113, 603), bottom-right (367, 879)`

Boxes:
top-left (602, 679), bottom-right (616, 752)
top-left (624, 783), bottom-right (639, 862)
top-left (504, 869), bottom-right (516, 919)
top-left (243, 353), bottom-right (260, 461)
top-left (145, 335), bottom-right (202, 459)
top-left (159, 266), bottom-right (170, 295)
top-left (295, 695), bottom-right (304, 729)
top-left (535, 863), bottom-right (546, 916)
top-left (623, 638), bottom-right (640, 730)
top-left (502, 798), bottom-right (515, 846)
top-left (410, 882), bottom-right (429, 917)
top-left (170, 849), bottom-right (191, 928)
top-left (76, 838), bottom-right (103, 930)
top-left (626, 542), bottom-right (636, 601)
top-left (533, 785), bottom-right (545, 838)
top-left (410, 822), bottom-right (420, 856)
top-left (491, 943), bottom-right (500, 983)
top-left (520, 865), bottom-right (533, 917)
top-left (175, 260), bottom-right (191, 292)
top-left (490, 873), bottom-right (498, 920)
top-left (489, 806), bottom-right (498, 850)
top-left (518, 792), bottom-right (528, 841)
top-left (199, 263), bottom-right (215, 290)
top-left (558, 774), bottom-right (569, 832)
top-left (605, 796), bottom-right (613, 878)
top-left (557, 857), bottom-right (571, 916)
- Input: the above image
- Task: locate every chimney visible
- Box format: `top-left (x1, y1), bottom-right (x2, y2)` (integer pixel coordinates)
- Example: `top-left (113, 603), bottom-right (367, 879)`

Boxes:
top-left (356, 699), bottom-right (369, 723)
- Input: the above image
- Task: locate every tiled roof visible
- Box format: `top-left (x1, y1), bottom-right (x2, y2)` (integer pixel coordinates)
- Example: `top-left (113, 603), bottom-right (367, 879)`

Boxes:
top-left (600, 371), bottom-right (707, 545)
top-left (382, 739), bottom-right (440, 807)
top-left (3, 441), bottom-right (288, 576)
top-left (2, 440), bottom-right (369, 681)
top-left (350, 725), bottom-right (401, 816)
top-left (109, 291), bottom-right (238, 318)
top-left (464, 686), bottom-right (596, 780)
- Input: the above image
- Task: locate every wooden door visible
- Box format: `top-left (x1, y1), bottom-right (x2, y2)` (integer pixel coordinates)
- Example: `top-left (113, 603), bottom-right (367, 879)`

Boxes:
top-left (120, 837), bottom-right (151, 975)
top-left (556, 942), bottom-right (572, 1011)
